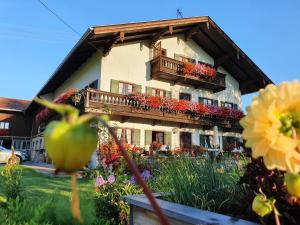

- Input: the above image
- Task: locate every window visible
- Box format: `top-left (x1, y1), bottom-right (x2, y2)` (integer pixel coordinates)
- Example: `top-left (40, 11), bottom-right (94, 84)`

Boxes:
top-left (152, 131), bottom-right (164, 144)
top-left (116, 128), bottom-right (133, 144)
top-left (152, 88), bottom-right (165, 97)
top-left (174, 54), bottom-right (196, 64)
top-left (221, 102), bottom-right (238, 109)
top-left (200, 135), bottom-right (220, 149)
top-left (0, 122), bottom-right (9, 130)
top-left (118, 82), bottom-right (133, 95)
top-left (179, 93), bottom-right (191, 101)
top-left (199, 97), bottom-right (217, 106)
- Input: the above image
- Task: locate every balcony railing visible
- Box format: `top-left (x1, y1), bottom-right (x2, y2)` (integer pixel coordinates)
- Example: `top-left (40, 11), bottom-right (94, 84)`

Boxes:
top-left (150, 55), bottom-right (226, 92)
top-left (84, 89), bottom-right (237, 128)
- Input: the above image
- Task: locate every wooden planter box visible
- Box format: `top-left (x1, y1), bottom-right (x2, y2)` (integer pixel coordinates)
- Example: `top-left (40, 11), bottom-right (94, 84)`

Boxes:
top-left (122, 194), bottom-right (258, 225)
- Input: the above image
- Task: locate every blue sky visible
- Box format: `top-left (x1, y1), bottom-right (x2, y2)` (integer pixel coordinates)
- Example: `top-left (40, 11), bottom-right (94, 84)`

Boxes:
top-left (0, 0), bottom-right (299, 109)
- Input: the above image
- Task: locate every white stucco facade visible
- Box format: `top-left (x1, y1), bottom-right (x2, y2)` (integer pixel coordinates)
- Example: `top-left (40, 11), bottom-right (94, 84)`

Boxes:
top-left (37, 34), bottom-right (242, 151)
top-left (54, 52), bottom-right (102, 98)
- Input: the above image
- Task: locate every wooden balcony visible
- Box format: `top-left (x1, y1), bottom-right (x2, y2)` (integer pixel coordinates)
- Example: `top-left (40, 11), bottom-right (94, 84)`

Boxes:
top-left (150, 55), bottom-right (226, 92)
top-left (84, 89), bottom-right (237, 128)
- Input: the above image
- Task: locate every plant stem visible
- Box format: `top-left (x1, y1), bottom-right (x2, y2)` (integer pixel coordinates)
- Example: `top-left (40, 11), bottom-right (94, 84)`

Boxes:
top-left (292, 128), bottom-right (300, 153)
top-left (274, 212), bottom-right (281, 225)
top-left (71, 173), bottom-right (82, 223)
top-left (100, 119), bottom-right (170, 225)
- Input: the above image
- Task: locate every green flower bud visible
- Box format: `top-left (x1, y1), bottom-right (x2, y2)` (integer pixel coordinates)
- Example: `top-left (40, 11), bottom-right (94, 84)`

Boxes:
top-left (285, 172), bottom-right (300, 198)
top-left (252, 194), bottom-right (273, 217)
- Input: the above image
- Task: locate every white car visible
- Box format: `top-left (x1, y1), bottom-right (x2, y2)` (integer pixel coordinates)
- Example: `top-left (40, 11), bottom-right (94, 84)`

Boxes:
top-left (0, 145), bottom-right (26, 164)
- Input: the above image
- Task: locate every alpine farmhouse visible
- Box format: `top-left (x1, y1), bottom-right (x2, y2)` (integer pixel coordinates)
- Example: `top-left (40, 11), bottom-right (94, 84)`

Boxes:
top-left (25, 16), bottom-right (273, 161)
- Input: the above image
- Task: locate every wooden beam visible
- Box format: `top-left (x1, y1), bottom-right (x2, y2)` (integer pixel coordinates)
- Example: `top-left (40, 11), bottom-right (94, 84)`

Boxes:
top-left (103, 35), bottom-right (120, 57)
top-left (214, 51), bottom-right (236, 68)
top-left (169, 25), bottom-right (173, 34)
top-left (120, 31), bottom-right (125, 42)
top-left (185, 24), bottom-right (201, 41)
top-left (149, 27), bottom-right (168, 48)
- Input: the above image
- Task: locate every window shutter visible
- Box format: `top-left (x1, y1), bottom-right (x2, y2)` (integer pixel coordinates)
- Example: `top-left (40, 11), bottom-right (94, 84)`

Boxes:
top-left (213, 100), bottom-right (218, 106)
top-left (133, 84), bottom-right (142, 93)
top-left (166, 91), bottom-right (172, 98)
top-left (110, 79), bottom-right (119, 94)
top-left (233, 104), bottom-right (238, 110)
top-left (146, 87), bottom-right (153, 96)
top-left (145, 130), bottom-right (152, 145)
top-left (199, 97), bottom-right (204, 103)
top-left (164, 132), bottom-right (172, 146)
top-left (200, 135), bottom-right (205, 147)
top-left (132, 129), bottom-right (141, 145)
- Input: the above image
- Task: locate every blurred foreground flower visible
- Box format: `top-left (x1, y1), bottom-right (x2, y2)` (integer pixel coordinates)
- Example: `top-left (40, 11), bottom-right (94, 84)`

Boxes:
top-left (240, 81), bottom-right (300, 173)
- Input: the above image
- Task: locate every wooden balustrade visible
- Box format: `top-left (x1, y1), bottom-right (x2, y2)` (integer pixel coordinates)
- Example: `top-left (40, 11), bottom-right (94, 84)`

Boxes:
top-left (84, 89), bottom-right (237, 128)
top-left (150, 55), bottom-right (226, 92)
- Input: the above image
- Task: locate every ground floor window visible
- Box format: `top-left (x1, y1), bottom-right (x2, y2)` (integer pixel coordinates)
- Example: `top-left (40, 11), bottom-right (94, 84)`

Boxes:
top-left (222, 136), bottom-right (243, 152)
top-left (180, 132), bottom-right (192, 149)
top-left (152, 131), bottom-right (164, 144)
top-left (200, 135), bottom-right (220, 149)
top-left (115, 128), bottom-right (141, 146)
top-left (116, 128), bottom-right (133, 144)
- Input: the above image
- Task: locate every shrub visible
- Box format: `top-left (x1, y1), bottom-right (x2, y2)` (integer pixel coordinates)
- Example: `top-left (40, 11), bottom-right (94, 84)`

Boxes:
top-left (239, 158), bottom-right (300, 225)
top-left (0, 163), bottom-right (23, 200)
top-left (94, 174), bottom-right (142, 225)
top-left (153, 158), bottom-right (248, 217)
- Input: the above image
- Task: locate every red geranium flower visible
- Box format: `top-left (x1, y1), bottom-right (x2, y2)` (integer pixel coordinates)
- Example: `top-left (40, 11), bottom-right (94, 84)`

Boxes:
top-left (182, 63), bottom-right (195, 76)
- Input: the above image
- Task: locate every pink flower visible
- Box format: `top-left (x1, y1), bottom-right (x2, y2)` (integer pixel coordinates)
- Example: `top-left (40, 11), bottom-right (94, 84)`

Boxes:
top-left (107, 175), bottom-right (116, 185)
top-left (95, 175), bottom-right (107, 187)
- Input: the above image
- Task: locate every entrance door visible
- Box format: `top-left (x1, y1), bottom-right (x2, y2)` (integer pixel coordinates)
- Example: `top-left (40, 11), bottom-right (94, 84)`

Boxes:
top-left (180, 132), bottom-right (192, 154)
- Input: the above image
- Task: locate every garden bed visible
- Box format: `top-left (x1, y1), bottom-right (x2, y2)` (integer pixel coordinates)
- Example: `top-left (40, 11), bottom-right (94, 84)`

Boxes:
top-left (123, 194), bottom-right (258, 225)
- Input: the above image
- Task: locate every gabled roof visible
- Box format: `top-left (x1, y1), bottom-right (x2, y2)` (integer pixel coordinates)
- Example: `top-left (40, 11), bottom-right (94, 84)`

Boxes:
top-left (0, 97), bottom-right (31, 112)
top-left (27, 16), bottom-right (273, 112)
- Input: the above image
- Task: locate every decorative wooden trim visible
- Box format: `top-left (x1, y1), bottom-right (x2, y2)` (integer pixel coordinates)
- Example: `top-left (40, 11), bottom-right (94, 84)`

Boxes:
top-left (120, 31), bottom-right (125, 42)
top-left (185, 24), bottom-right (201, 41)
top-left (103, 35), bottom-right (120, 56)
top-left (149, 27), bottom-right (169, 48)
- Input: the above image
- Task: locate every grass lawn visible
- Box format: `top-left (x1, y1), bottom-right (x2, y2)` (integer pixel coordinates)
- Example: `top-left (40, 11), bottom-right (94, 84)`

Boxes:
top-left (0, 165), bottom-right (100, 225)
top-left (0, 165), bottom-right (95, 201)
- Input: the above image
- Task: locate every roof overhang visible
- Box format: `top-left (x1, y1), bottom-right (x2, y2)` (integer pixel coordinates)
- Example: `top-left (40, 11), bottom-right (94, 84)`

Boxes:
top-left (26, 16), bottom-right (273, 113)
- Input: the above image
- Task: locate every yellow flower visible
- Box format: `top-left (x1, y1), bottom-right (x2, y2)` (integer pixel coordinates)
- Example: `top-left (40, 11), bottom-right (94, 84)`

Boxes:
top-left (240, 81), bottom-right (300, 173)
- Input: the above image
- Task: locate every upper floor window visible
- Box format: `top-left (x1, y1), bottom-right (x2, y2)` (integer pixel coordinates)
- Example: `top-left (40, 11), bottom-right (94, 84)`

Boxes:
top-left (119, 82), bottom-right (133, 95)
top-left (146, 87), bottom-right (171, 98)
top-left (199, 97), bottom-right (218, 106)
top-left (221, 101), bottom-right (238, 109)
top-left (179, 93), bottom-right (191, 101)
top-left (152, 88), bottom-right (165, 97)
top-left (174, 54), bottom-right (196, 64)
top-left (0, 122), bottom-right (9, 130)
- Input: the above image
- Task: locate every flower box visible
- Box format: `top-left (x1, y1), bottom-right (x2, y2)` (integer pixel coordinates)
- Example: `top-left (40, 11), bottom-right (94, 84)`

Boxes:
top-left (122, 194), bottom-right (258, 225)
